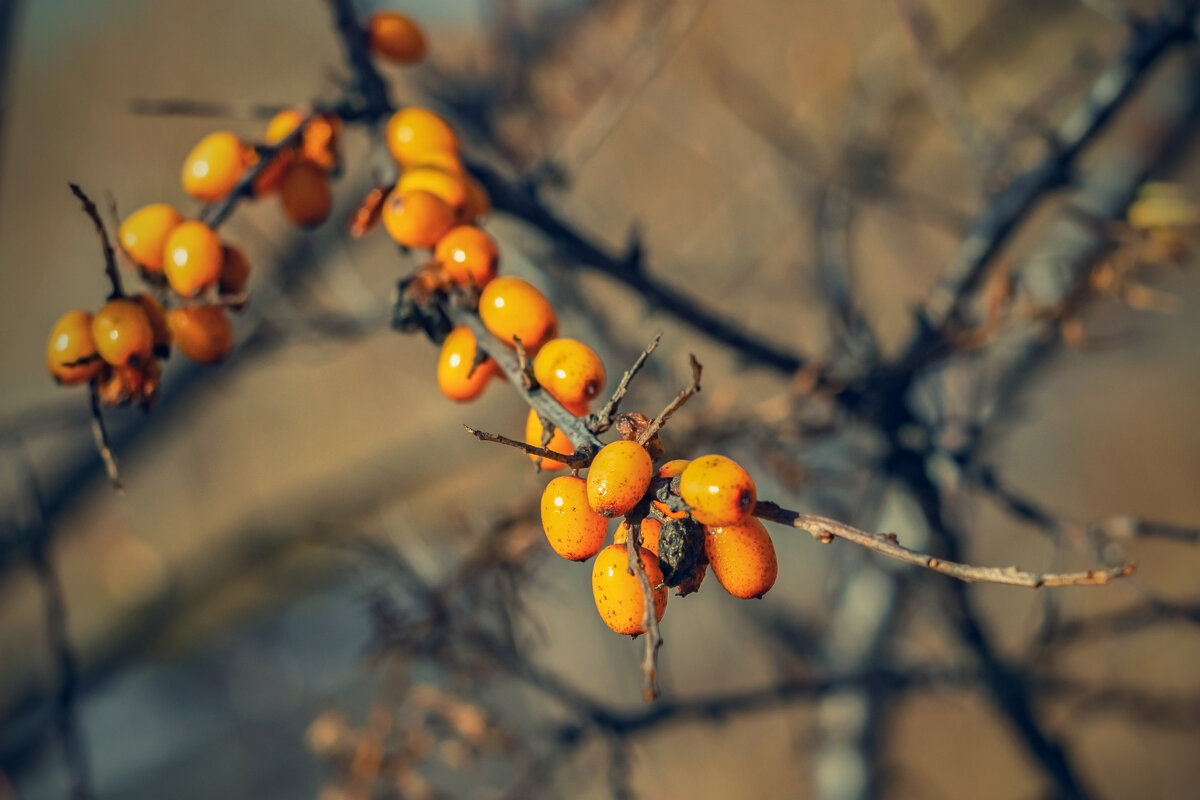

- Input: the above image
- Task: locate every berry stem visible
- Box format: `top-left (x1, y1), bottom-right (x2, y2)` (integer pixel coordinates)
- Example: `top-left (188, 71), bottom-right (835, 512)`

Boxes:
top-left (88, 383), bottom-right (123, 492)
top-left (69, 183), bottom-right (124, 300)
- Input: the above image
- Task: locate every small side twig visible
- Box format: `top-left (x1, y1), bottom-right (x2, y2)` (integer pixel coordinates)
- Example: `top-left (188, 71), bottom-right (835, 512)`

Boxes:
top-left (591, 334), bottom-right (661, 434)
top-left (69, 183), bottom-right (123, 300)
top-left (753, 501), bottom-right (1135, 588)
top-left (637, 354), bottom-right (702, 446)
top-left (464, 425), bottom-right (591, 469)
top-left (88, 384), bottom-right (123, 492)
top-left (622, 512), bottom-right (663, 702)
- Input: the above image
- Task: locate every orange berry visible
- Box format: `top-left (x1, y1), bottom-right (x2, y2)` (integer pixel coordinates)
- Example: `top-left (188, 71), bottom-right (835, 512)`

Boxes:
top-left (46, 310), bottom-right (103, 384)
top-left (679, 454), bottom-right (757, 527)
top-left (92, 299), bottom-right (154, 367)
top-left (532, 338), bottom-right (606, 407)
top-left (118, 203), bottom-right (182, 271)
top-left (367, 11), bottom-right (427, 64)
top-left (252, 148), bottom-right (294, 197)
top-left (434, 225), bottom-right (498, 288)
top-left (525, 406), bottom-right (586, 471)
top-left (181, 131), bottom-right (251, 202)
top-left (652, 459), bottom-right (690, 519)
top-left (614, 517), bottom-right (663, 556)
top-left (586, 441), bottom-right (653, 518)
top-left (704, 517), bottom-right (778, 599)
top-left (218, 245), bottom-right (251, 296)
top-left (265, 109), bottom-right (305, 145)
top-left (409, 150), bottom-right (463, 175)
top-left (397, 166), bottom-right (467, 210)
top-left (132, 293), bottom-right (171, 356)
top-left (460, 176), bottom-right (491, 222)
top-left (540, 476), bottom-right (608, 561)
top-left (381, 188), bottom-right (457, 249)
top-left (163, 221), bottom-right (223, 297)
top-left (279, 159), bottom-right (333, 228)
top-left (301, 115), bottom-right (341, 172)
top-left (478, 277), bottom-right (557, 353)
top-left (386, 107), bottom-right (458, 166)
top-left (437, 326), bottom-right (496, 402)
top-left (167, 306), bottom-right (234, 363)
top-left (591, 543), bottom-right (667, 636)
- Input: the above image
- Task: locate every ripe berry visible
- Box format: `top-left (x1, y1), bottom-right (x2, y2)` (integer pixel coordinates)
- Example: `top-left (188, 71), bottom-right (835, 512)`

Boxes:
top-left (163, 221), bottom-right (223, 297)
top-left (532, 338), bottom-right (606, 407)
top-left (437, 326), bottom-right (496, 402)
top-left (181, 131), bottom-right (250, 202)
top-left (586, 441), bottom-right (653, 518)
top-left (218, 245), bottom-right (251, 297)
top-left (118, 203), bottom-right (182, 271)
top-left (300, 115), bottom-right (341, 172)
top-left (525, 406), bottom-right (586, 471)
top-left (381, 189), bottom-right (457, 249)
top-left (46, 310), bottom-right (103, 384)
top-left (386, 107), bottom-right (458, 167)
top-left (460, 177), bottom-right (491, 222)
top-left (614, 517), bottom-right (663, 556)
top-left (652, 459), bottom-right (690, 519)
top-left (397, 166), bottom-right (467, 211)
top-left (132, 293), bottom-right (172, 357)
top-left (408, 150), bottom-right (463, 175)
top-left (167, 306), bottom-right (234, 363)
top-left (434, 225), bottom-right (498, 288)
top-left (591, 543), bottom-right (667, 636)
top-left (478, 277), bottom-right (557, 353)
top-left (679, 454), bottom-right (757, 527)
top-left (92, 299), bottom-right (154, 367)
top-left (367, 11), bottom-right (427, 64)
top-left (280, 160), bottom-right (333, 228)
top-left (704, 517), bottom-right (778, 599)
top-left (540, 476), bottom-right (608, 561)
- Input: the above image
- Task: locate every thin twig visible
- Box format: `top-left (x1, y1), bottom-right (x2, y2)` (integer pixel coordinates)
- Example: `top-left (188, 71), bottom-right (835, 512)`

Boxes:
top-left (69, 183), bottom-right (123, 300)
top-left (623, 513), bottom-right (663, 702)
top-left (753, 501), bottom-right (1135, 588)
top-left (637, 354), bottom-right (701, 446)
top-left (87, 384), bottom-right (122, 492)
top-left (591, 334), bottom-right (660, 434)
top-left (463, 425), bottom-right (590, 469)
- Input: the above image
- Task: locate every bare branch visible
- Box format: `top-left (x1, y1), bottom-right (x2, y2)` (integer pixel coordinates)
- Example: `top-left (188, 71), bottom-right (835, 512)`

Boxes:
top-left (69, 183), bottom-right (123, 300)
top-left (87, 384), bottom-right (122, 493)
top-left (463, 425), bottom-right (590, 469)
top-left (591, 334), bottom-right (660, 434)
top-left (637, 355), bottom-right (702, 446)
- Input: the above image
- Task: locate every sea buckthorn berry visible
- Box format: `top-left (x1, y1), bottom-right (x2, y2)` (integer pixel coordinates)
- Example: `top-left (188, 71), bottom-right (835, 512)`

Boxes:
top-left (437, 326), bottom-right (496, 402)
top-left (181, 131), bottom-right (251, 202)
top-left (386, 107), bottom-right (459, 167)
top-left (679, 454), bottom-right (757, 527)
top-left (409, 150), bottom-right (463, 175)
top-left (118, 203), bottom-right (182, 271)
top-left (526, 406), bottom-right (586, 471)
top-left (92, 299), bottom-right (154, 367)
top-left (532, 338), bottom-right (606, 407)
top-left (586, 441), bottom-right (653, 518)
top-left (540, 476), bottom-right (608, 561)
top-left (167, 306), bottom-right (234, 364)
top-left (652, 459), bottom-right (690, 519)
top-left (591, 544), bottom-right (667, 636)
top-left (265, 109), bottom-right (305, 145)
top-left (704, 517), bottom-right (778, 599)
top-left (460, 177), bottom-right (491, 222)
top-left (381, 189), bottom-right (457, 249)
top-left (397, 166), bottom-right (467, 210)
top-left (478, 277), bottom-right (558, 353)
top-left (280, 160), bottom-right (333, 228)
top-left (46, 310), bottom-right (103, 384)
top-left (434, 225), bottom-right (498, 288)
top-left (163, 220), bottom-right (223, 297)
top-left (367, 11), bottom-right (427, 65)
top-left (614, 517), bottom-right (663, 556)
top-left (301, 115), bottom-right (341, 172)
top-left (132, 293), bottom-right (171, 357)
top-left (218, 245), bottom-right (251, 297)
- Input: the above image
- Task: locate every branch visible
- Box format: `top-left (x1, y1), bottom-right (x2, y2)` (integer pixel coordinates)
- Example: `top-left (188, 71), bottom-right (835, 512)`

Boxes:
top-left (590, 334), bottom-right (660, 434)
top-left (752, 501), bottom-right (1134, 588)
top-left (637, 354), bottom-right (701, 446)
top-left (463, 425), bottom-right (590, 469)
top-left (87, 384), bottom-right (122, 492)
top-left (69, 183), bottom-right (123, 299)
top-left (623, 512), bottom-right (663, 702)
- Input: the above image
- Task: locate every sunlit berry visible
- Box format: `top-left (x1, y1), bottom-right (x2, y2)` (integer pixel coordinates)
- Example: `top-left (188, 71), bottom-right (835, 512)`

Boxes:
top-left (652, 459), bottom-right (690, 519)
top-left (679, 454), bottom-right (757, 527)
top-left (386, 107), bottom-right (458, 167)
top-left (381, 189), bottom-right (457, 249)
top-left (265, 109), bottom-right (305, 145)
top-left (614, 517), bottom-right (663, 556)
top-left (591, 543), bottom-right (667, 636)
top-left (92, 299), bottom-right (154, 367)
top-left (397, 166), bottom-right (467, 211)
top-left (434, 225), bottom-right (498, 288)
top-left (46, 310), bottom-right (103, 384)
top-left (280, 159), bottom-right (333, 228)
top-left (586, 440), bottom-right (653, 518)
top-left (532, 338), bottom-right (606, 407)
top-left (181, 131), bottom-right (251, 202)
top-left (705, 517), bottom-right (778, 599)
top-left (526, 406), bottom-right (587, 471)
top-left (437, 326), bottom-right (497, 402)
top-left (478, 277), bottom-right (557, 353)
top-left (540, 476), bottom-right (608, 561)
top-left (118, 203), bottom-right (182, 271)
top-left (163, 220), bottom-right (223, 297)
top-left (368, 11), bottom-right (427, 64)
top-left (167, 306), bottom-right (234, 363)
